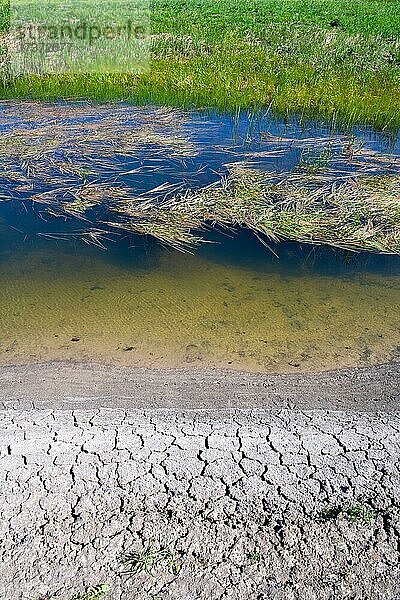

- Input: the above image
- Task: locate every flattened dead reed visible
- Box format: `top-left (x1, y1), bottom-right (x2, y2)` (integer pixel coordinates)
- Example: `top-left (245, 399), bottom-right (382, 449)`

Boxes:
top-left (107, 167), bottom-right (400, 254)
top-left (0, 102), bottom-right (398, 255)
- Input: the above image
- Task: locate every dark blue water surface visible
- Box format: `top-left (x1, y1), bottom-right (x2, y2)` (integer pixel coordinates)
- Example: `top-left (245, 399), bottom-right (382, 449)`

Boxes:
top-left (0, 101), bottom-right (399, 277)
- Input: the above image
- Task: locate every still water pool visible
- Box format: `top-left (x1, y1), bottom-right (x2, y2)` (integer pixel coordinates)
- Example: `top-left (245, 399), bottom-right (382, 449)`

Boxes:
top-left (0, 102), bottom-right (399, 372)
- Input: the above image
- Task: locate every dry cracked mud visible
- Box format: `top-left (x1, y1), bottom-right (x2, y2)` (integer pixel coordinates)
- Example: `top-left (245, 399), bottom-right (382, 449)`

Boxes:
top-left (0, 363), bottom-right (399, 600)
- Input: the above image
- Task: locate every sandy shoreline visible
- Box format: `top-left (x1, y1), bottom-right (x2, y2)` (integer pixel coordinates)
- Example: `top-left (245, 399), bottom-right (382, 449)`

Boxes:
top-left (0, 360), bottom-right (399, 411)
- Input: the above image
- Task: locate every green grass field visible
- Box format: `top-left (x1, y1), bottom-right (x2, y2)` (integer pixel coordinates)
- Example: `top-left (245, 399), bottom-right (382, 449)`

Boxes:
top-left (1, 0), bottom-right (400, 128)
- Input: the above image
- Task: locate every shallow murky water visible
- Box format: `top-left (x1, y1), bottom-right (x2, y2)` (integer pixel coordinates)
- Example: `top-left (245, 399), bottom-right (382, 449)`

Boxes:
top-left (0, 102), bottom-right (399, 372)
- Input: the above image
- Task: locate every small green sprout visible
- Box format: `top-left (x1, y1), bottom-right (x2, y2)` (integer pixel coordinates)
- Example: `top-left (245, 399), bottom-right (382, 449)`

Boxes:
top-left (35, 584), bottom-right (109, 600)
top-left (319, 503), bottom-right (375, 525)
top-left (247, 550), bottom-right (262, 564)
top-left (121, 541), bottom-right (180, 579)
top-left (345, 504), bottom-right (374, 525)
top-left (71, 584), bottom-right (109, 600)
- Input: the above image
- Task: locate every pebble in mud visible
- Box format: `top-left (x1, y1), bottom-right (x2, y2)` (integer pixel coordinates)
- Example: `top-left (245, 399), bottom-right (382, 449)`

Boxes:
top-left (184, 343), bottom-right (204, 362)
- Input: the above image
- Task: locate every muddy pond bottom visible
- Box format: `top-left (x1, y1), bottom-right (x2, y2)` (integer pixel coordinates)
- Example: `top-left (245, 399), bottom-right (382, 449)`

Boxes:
top-left (0, 230), bottom-right (399, 373)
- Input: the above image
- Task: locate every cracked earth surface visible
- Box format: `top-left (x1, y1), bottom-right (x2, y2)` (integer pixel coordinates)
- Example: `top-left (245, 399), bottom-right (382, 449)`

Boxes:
top-left (1, 404), bottom-right (400, 600)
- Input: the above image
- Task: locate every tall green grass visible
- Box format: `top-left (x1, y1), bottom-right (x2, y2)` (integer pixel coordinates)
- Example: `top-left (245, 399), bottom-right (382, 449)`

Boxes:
top-left (1, 0), bottom-right (400, 128)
